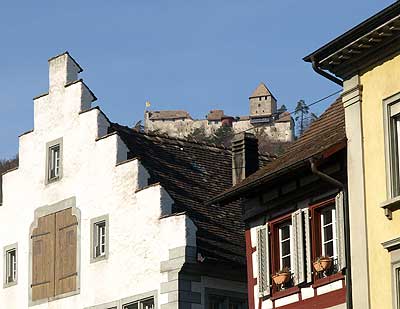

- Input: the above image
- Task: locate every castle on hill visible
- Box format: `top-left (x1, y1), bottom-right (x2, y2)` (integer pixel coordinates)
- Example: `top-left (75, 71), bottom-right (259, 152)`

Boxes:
top-left (144, 82), bottom-right (295, 143)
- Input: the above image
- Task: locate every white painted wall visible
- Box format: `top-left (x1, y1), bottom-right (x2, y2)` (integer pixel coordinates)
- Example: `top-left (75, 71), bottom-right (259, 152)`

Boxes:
top-left (0, 54), bottom-right (196, 308)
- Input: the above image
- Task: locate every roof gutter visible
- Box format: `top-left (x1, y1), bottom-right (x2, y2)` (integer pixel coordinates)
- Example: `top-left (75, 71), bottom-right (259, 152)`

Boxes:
top-left (309, 159), bottom-right (352, 309)
top-left (311, 57), bottom-right (343, 87)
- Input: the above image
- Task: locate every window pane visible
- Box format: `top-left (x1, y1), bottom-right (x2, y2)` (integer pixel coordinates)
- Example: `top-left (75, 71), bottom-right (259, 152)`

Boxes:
top-left (281, 240), bottom-right (290, 256)
top-left (141, 298), bottom-right (154, 309)
top-left (324, 241), bottom-right (334, 258)
top-left (281, 225), bottom-right (290, 240)
top-left (323, 225), bottom-right (333, 241)
top-left (282, 256), bottom-right (291, 269)
top-left (322, 209), bottom-right (332, 225)
top-left (124, 303), bottom-right (138, 309)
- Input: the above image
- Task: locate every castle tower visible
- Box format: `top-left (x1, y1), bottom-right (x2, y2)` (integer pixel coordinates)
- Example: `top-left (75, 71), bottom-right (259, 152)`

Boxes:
top-left (249, 82), bottom-right (277, 118)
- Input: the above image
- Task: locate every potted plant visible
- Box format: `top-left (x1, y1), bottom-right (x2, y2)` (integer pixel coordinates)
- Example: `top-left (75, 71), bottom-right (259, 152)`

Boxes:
top-left (313, 256), bottom-right (332, 273)
top-left (272, 267), bottom-right (291, 285)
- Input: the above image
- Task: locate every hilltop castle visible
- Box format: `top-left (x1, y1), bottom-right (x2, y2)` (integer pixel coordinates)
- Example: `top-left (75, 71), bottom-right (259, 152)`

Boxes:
top-left (144, 83), bottom-right (295, 143)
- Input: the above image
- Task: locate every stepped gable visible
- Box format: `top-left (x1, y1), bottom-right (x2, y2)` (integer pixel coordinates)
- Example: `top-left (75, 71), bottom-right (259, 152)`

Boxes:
top-left (110, 123), bottom-right (250, 265)
top-left (209, 96), bottom-right (346, 204)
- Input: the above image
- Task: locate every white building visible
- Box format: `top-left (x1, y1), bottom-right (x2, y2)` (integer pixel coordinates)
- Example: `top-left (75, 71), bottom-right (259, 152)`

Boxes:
top-left (0, 52), bottom-right (247, 309)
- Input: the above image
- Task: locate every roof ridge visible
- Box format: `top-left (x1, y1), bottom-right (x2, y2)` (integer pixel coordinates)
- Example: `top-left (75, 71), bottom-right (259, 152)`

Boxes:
top-left (112, 123), bottom-right (231, 152)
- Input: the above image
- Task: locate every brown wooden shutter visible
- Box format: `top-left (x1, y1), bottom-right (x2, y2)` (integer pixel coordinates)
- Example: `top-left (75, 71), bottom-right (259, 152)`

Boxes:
top-left (31, 213), bottom-right (56, 301)
top-left (55, 208), bottom-right (78, 296)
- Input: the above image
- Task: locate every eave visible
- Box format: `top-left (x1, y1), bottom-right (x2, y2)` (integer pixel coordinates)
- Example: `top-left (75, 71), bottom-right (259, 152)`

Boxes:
top-left (304, 2), bottom-right (400, 79)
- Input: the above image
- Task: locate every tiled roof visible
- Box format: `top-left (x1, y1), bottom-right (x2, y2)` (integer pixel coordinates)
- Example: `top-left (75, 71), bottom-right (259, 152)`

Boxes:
top-left (206, 110), bottom-right (225, 121)
top-left (149, 110), bottom-right (191, 120)
top-left (110, 124), bottom-right (261, 265)
top-left (276, 111), bottom-right (292, 123)
top-left (249, 82), bottom-right (275, 99)
top-left (208, 97), bottom-right (346, 204)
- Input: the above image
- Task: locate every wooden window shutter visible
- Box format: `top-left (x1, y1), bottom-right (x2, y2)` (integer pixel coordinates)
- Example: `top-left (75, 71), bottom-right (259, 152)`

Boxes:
top-left (257, 226), bottom-right (270, 297)
top-left (31, 213), bottom-right (56, 301)
top-left (292, 210), bottom-right (305, 285)
top-left (335, 192), bottom-right (346, 271)
top-left (55, 208), bottom-right (78, 296)
top-left (302, 208), bottom-right (313, 283)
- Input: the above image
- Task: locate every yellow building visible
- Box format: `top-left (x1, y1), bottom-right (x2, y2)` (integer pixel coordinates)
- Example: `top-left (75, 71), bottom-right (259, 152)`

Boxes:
top-left (304, 3), bottom-right (400, 309)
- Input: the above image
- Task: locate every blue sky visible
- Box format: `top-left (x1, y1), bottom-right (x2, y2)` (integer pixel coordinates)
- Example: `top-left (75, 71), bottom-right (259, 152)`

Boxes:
top-left (0, 0), bottom-right (394, 158)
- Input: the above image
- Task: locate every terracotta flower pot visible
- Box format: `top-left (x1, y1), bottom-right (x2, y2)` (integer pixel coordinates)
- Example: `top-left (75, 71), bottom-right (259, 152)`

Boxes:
top-left (313, 257), bottom-right (332, 273)
top-left (272, 272), bottom-right (291, 285)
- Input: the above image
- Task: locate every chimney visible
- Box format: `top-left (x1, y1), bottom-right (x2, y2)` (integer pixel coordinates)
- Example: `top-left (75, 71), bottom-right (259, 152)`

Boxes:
top-left (48, 52), bottom-right (82, 91)
top-left (232, 132), bottom-right (259, 186)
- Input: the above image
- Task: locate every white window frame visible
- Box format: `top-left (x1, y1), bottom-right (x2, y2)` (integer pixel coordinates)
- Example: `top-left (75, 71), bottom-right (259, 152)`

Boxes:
top-left (45, 138), bottom-right (63, 184)
top-left (90, 215), bottom-right (109, 263)
top-left (278, 222), bottom-right (293, 271)
top-left (3, 243), bottom-right (17, 288)
top-left (320, 206), bottom-right (337, 259)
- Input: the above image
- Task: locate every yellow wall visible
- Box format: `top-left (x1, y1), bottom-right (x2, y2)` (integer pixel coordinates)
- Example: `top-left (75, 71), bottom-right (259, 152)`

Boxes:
top-left (360, 53), bottom-right (400, 308)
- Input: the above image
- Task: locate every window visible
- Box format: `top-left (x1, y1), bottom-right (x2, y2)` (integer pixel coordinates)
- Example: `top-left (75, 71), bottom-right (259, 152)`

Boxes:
top-left (382, 237), bottom-right (400, 309)
top-left (270, 217), bottom-right (295, 292)
top-left (311, 199), bottom-right (342, 279)
top-left (383, 93), bottom-right (400, 200)
top-left (206, 290), bottom-right (247, 309)
top-left (395, 265), bottom-right (400, 309)
top-left (46, 138), bottom-right (63, 183)
top-left (49, 144), bottom-right (60, 179)
top-left (31, 207), bottom-right (78, 302)
top-left (95, 221), bottom-right (106, 257)
top-left (3, 243), bottom-right (17, 288)
top-left (123, 297), bottom-right (154, 309)
top-left (278, 222), bottom-right (292, 270)
top-left (91, 215), bottom-right (109, 263)
top-left (6, 249), bottom-right (17, 284)
top-left (320, 206), bottom-right (337, 259)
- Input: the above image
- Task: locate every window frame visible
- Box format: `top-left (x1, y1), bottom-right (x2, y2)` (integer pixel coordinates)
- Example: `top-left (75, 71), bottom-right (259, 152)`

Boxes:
top-left (269, 213), bottom-right (295, 294)
top-left (383, 93), bottom-right (400, 199)
top-left (310, 198), bottom-right (341, 283)
top-left (45, 138), bottom-right (63, 184)
top-left (3, 243), bottom-right (17, 288)
top-left (90, 214), bottom-right (109, 263)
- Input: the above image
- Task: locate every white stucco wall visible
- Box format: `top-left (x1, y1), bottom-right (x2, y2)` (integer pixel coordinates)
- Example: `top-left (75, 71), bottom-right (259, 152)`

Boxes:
top-left (0, 54), bottom-right (196, 308)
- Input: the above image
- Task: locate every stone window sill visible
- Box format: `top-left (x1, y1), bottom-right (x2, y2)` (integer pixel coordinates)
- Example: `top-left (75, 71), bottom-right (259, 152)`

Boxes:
top-left (380, 196), bottom-right (400, 219)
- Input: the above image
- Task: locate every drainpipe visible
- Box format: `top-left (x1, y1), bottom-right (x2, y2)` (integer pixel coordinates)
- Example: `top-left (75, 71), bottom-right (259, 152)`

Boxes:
top-left (310, 159), bottom-right (353, 309)
top-left (311, 57), bottom-right (344, 87)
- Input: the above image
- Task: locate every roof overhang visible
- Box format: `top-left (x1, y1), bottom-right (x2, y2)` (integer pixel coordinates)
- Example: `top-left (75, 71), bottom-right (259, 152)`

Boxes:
top-left (207, 140), bottom-right (346, 206)
top-left (304, 2), bottom-right (400, 80)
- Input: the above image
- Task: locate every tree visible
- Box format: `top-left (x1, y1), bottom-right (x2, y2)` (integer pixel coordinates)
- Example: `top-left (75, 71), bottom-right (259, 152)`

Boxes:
top-left (277, 104), bottom-right (287, 114)
top-left (187, 127), bottom-right (212, 143)
top-left (0, 155), bottom-right (19, 202)
top-left (294, 100), bottom-right (309, 136)
top-left (210, 125), bottom-right (234, 147)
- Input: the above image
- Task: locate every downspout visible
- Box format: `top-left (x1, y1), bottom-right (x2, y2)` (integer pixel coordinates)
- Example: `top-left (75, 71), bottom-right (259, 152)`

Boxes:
top-left (311, 57), bottom-right (344, 87)
top-left (310, 159), bottom-right (353, 309)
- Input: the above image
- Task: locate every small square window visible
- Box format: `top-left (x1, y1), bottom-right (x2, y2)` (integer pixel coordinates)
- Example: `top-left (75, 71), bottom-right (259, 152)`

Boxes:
top-left (91, 215), bottom-right (109, 263)
top-left (46, 138), bottom-right (63, 184)
top-left (94, 221), bottom-right (106, 258)
top-left (3, 243), bottom-right (17, 288)
top-left (6, 249), bottom-right (17, 284)
top-left (49, 144), bottom-right (61, 180)
top-left (123, 297), bottom-right (154, 309)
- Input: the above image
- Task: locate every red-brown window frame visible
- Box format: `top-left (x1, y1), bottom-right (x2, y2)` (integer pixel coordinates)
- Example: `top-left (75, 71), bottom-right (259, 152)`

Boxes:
top-left (310, 198), bottom-right (344, 285)
top-left (269, 213), bottom-right (299, 297)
